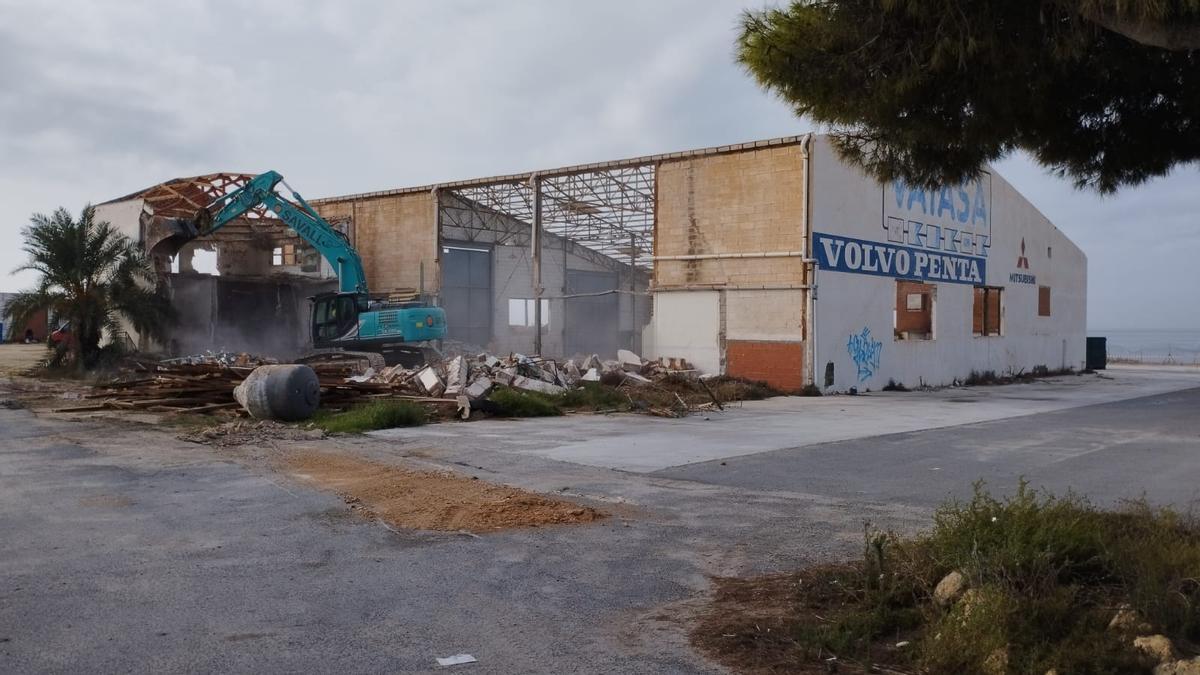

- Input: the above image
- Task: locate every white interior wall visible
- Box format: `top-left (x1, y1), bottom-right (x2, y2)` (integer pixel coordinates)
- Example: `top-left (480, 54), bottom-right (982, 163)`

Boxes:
top-left (93, 199), bottom-right (145, 242)
top-left (643, 291), bottom-right (722, 373)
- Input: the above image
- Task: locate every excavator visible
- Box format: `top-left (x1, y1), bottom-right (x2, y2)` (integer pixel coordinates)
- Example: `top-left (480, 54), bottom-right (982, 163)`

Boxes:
top-left (165, 170), bottom-right (446, 367)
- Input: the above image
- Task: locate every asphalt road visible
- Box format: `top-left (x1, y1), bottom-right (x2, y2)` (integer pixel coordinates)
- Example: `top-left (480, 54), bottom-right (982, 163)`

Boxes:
top-left (2, 382), bottom-right (1199, 673)
top-left (655, 387), bottom-right (1200, 510)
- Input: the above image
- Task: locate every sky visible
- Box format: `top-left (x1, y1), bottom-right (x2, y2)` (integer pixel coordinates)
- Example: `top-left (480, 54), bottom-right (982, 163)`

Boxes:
top-left (0, 0), bottom-right (1196, 331)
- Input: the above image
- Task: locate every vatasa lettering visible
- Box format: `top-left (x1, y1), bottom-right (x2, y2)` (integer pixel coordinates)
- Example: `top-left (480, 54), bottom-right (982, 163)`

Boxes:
top-left (814, 232), bottom-right (985, 285)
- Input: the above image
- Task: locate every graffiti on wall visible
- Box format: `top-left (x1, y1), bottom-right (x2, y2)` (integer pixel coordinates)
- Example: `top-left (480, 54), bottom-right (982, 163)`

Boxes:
top-left (847, 327), bottom-right (882, 382)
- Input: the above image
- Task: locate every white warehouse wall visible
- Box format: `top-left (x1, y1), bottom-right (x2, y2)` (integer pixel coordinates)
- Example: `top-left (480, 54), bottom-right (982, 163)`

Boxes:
top-left (809, 136), bottom-right (1087, 391)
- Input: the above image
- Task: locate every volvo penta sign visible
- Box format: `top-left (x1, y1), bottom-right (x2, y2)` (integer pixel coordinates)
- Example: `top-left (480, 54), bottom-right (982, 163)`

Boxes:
top-left (814, 233), bottom-right (985, 285)
top-left (813, 175), bottom-right (991, 285)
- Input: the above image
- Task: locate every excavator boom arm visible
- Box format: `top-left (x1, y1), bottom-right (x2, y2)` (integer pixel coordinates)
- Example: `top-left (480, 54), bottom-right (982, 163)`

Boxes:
top-left (198, 171), bottom-right (368, 295)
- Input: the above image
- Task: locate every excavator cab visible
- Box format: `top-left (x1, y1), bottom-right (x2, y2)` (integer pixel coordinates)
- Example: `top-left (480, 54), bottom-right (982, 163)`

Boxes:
top-left (312, 292), bottom-right (364, 345)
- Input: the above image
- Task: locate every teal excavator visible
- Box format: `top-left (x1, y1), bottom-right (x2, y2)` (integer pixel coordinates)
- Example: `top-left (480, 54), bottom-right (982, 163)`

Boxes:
top-left (166, 170), bottom-right (446, 367)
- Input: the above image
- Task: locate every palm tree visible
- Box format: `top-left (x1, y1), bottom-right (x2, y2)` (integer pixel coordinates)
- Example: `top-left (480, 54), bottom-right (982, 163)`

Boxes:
top-left (5, 206), bottom-right (173, 369)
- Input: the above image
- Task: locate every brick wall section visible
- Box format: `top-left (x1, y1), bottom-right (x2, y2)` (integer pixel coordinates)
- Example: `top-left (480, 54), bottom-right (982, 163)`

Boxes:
top-left (895, 281), bottom-right (934, 335)
top-left (315, 193), bottom-right (438, 295)
top-left (725, 340), bottom-right (804, 392)
top-left (655, 145), bottom-right (806, 289)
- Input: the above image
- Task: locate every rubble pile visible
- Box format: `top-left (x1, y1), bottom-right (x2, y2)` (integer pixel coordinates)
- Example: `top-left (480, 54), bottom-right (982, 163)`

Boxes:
top-left (55, 347), bottom-right (725, 419)
top-left (354, 349), bottom-right (698, 398)
top-left (51, 359), bottom-right (457, 416)
top-left (160, 351), bottom-right (278, 367)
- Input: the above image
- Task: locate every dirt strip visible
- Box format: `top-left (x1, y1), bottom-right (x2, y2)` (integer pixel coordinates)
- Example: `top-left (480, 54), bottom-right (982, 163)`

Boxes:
top-left (286, 452), bottom-right (606, 533)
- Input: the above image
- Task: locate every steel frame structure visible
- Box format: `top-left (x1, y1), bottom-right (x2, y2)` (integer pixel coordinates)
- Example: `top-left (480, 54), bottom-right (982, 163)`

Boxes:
top-left (441, 164), bottom-right (656, 270)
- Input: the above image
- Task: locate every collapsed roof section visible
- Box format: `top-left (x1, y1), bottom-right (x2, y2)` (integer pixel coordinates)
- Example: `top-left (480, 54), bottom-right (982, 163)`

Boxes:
top-left (100, 172), bottom-right (268, 220)
top-left (99, 172), bottom-right (335, 280)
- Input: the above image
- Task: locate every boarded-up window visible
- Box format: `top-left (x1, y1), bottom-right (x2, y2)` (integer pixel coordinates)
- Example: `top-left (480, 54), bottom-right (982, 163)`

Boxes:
top-left (1038, 286), bottom-right (1051, 316)
top-left (895, 280), bottom-right (934, 340)
top-left (973, 286), bottom-right (1003, 336)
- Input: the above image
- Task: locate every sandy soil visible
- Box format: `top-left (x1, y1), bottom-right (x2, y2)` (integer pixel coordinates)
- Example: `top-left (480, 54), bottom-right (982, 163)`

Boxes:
top-left (286, 451), bottom-right (606, 533)
top-left (0, 343), bottom-right (47, 376)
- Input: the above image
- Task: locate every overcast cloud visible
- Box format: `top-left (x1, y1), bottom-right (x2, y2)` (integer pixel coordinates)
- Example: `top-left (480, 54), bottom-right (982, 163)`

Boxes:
top-left (1, 0), bottom-right (1196, 331)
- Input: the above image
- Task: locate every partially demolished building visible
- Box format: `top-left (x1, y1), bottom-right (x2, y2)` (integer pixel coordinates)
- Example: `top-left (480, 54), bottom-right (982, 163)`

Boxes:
top-left (98, 135), bottom-right (1086, 393)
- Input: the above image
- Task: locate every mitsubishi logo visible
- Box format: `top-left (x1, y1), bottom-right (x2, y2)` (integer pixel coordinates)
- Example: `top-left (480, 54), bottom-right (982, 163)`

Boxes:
top-left (1017, 238), bottom-right (1031, 269)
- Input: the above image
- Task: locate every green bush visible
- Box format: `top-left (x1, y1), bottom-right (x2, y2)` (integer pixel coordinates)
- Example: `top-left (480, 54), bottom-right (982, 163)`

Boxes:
top-left (487, 388), bottom-right (563, 417)
top-left (310, 400), bottom-right (427, 433)
top-left (703, 481), bottom-right (1200, 674)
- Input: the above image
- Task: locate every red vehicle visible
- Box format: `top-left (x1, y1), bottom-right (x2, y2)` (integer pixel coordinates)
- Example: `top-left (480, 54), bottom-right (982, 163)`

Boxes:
top-left (49, 322), bottom-right (73, 347)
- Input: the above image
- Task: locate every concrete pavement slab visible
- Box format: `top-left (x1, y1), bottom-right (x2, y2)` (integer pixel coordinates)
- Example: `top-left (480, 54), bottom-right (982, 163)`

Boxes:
top-left (370, 366), bottom-right (1200, 472)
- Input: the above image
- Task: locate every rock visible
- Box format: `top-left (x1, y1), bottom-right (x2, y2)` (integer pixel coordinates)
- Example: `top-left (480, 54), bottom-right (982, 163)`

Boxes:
top-left (601, 359), bottom-right (623, 374)
top-left (464, 377), bottom-right (493, 400)
top-left (562, 360), bottom-right (581, 386)
top-left (443, 356), bottom-right (468, 396)
top-left (1155, 658), bottom-right (1200, 675)
top-left (509, 375), bottom-right (566, 396)
top-left (1134, 635), bottom-right (1178, 664)
top-left (581, 367), bottom-right (601, 382)
top-left (933, 570), bottom-right (968, 607)
top-left (582, 354), bottom-right (602, 371)
top-left (621, 371), bottom-right (652, 386)
top-left (1109, 603), bottom-right (1153, 633)
top-left (617, 349), bottom-right (643, 370)
top-left (535, 363), bottom-right (560, 384)
top-left (416, 365), bottom-right (445, 397)
top-left (493, 367), bottom-right (519, 386)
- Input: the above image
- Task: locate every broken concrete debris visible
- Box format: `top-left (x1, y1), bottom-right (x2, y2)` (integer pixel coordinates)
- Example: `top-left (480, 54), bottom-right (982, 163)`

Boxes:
top-left (435, 654), bottom-right (477, 667)
top-left (443, 355), bottom-right (468, 396)
top-left (60, 346), bottom-right (715, 421)
top-left (417, 366), bottom-right (446, 397)
top-left (463, 376), bottom-right (493, 400)
top-left (617, 349), bottom-right (643, 370)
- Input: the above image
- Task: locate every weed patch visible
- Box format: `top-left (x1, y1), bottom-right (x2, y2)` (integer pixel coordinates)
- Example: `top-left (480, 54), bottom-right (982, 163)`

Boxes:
top-left (310, 400), bottom-right (427, 433)
top-left (693, 481), bottom-right (1199, 674)
top-left (557, 382), bottom-right (630, 411)
top-left (487, 388), bottom-right (563, 417)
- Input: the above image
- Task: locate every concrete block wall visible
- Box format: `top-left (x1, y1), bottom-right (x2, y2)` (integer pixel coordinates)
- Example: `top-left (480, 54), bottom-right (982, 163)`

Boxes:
top-left (645, 143), bottom-right (809, 389)
top-left (316, 192), bottom-right (438, 296)
top-left (645, 287), bottom-right (806, 391)
top-left (654, 144), bottom-right (807, 288)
